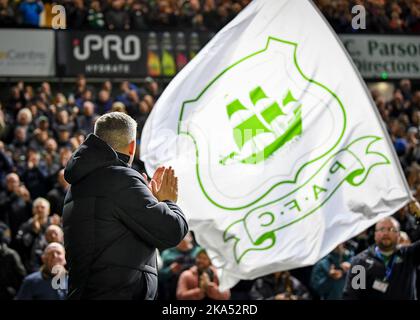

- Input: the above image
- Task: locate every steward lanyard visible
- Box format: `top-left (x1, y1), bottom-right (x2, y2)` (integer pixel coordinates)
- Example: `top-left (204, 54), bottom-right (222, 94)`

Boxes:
top-left (375, 246), bottom-right (396, 281)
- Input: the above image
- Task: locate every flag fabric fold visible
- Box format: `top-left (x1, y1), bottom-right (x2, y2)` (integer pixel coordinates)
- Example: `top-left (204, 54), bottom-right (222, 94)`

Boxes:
top-left (140, 0), bottom-right (412, 290)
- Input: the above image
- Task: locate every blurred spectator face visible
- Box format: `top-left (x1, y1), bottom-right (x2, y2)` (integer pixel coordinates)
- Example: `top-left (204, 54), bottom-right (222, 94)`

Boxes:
top-left (45, 138), bottom-right (58, 153)
top-left (45, 225), bottom-right (64, 244)
top-left (376, 97), bottom-right (385, 110)
top-left (57, 109), bottom-right (69, 124)
top-left (190, 0), bottom-right (201, 12)
top-left (103, 80), bottom-right (112, 92)
top-left (77, 75), bottom-right (86, 88)
top-left (17, 108), bottom-right (32, 126)
top-left (34, 129), bottom-right (49, 144)
top-left (204, 0), bottom-right (216, 10)
top-left (15, 126), bottom-right (27, 142)
top-left (196, 250), bottom-right (211, 272)
top-left (41, 243), bottom-right (66, 273)
top-left (59, 148), bottom-right (72, 167)
top-left (390, 119), bottom-right (403, 137)
top-left (231, 2), bottom-right (242, 14)
top-left (57, 169), bottom-right (69, 190)
top-left (145, 78), bottom-right (159, 96)
top-left (139, 101), bottom-right (149, 114)
top-left (11, 86), bottom-right (20, 99)
top-left (112, 0), bottom-right (125, 10)
top-left (413, 91), bottom-right (420, 106)
top-left (91, 0), bottom-right (101, 11)
top-left (38, 118), bottom-right (49, 131)
top-left (98, 90), bottom-right (110, 102)
top-left (412, 111), bottom-right (420, 126)
top-left (33, 198), bottom-right (50, 220)
top-left (6, 173), bottom-right (20, 193)
top-left (83, 90), bottom-right (93, 101)
top-left (393, 90), bottom-right (404, 104)
top-left (76, 133), bottom-right (85, 144)
top-left (83, 101), bottom-right (95, 116)
top-left (333, 243), bottom-right (345, 255)
top-left (143, 94), bottom-right (155, 109)
top-left (27, 149), bottom-right (40, 166)
top-left (55, 93), bottom-right (67, 106)
top-left (400, 79), bottom-right (411, 93)
top-left (58, 129), bottom-right (70, 143)
top-left (120, 81), bottom-right (130, 93)
top-left (128, 90), bottom-right (139, 102)
top-left (218, 5), bottom-right (229, 18)
top-left (25, 86), bottom-right (34, 100)
top-left (41, 82), bottom-right (51, 95)
top-left (70, 137), bottom-right (80, 150)
top-left (398, 114), bottom-right (410, 127)
top-left (374, 218), bottom-right (400, 252)
top-left (74, 0), bottom-right (84, 9)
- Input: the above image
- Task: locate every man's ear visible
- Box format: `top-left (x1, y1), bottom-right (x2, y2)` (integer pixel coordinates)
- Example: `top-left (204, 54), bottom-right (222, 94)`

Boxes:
top-left (128, 140), bottom-right (136, 156)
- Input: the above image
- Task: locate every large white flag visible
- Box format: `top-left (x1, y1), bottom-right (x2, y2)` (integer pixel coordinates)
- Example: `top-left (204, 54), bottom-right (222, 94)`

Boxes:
top-left (140, 0), bottom-right (413, 289)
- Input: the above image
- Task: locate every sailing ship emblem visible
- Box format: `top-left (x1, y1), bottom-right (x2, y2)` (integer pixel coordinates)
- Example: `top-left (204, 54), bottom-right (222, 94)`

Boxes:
top-left (221, 86), bottom-right (302, 165)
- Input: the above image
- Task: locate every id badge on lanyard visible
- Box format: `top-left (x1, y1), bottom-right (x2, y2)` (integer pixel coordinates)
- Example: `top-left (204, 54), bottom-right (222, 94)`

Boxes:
top-left (373, 247), bottom-right (395, 293)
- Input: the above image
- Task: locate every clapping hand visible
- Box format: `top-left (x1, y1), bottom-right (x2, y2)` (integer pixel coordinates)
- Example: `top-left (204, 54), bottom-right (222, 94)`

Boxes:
top-left (142, 166), bottom-right (178, 203)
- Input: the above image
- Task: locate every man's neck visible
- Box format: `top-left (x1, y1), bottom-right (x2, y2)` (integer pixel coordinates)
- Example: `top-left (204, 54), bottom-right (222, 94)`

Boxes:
top-left (377, 247), bottom-right (395, 256)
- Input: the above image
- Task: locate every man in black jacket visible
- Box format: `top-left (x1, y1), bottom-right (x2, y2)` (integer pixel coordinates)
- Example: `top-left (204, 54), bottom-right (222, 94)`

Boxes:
top-left (63, 112), bottom-right (188, 300)
top-left (343, 215), bottom-right (420, 300)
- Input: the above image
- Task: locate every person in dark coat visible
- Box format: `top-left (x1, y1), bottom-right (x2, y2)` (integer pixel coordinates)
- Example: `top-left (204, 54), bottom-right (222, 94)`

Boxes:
top-left (46, 169), bottom-right (69, 217)
top-left (15, 197), bottom-right (60, 273)
top-left (63, 112), bottom-right (188, 300)
top-left (343, 215), bottom-right (420, 300)
top-left (250, 271), bottom-right (311, 300)
top-left (0, 222), bottom-right (27, 300)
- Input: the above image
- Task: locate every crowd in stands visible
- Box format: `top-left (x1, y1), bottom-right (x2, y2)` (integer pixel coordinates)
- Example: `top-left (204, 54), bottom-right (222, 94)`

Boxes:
top-left (315, 0), bottom-right (420, 33)
top-left (0, 0), bottom-right (251, 31)
top-left (0, 0), bottom-right (419, 33)
top-left (0, 74), bottom-right (419, 300)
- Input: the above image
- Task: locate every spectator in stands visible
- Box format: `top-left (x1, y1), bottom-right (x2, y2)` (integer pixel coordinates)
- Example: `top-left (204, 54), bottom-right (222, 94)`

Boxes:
top-left (0, 140), bottom-right (13, 181)
top-left (0, 222), bottom-right (26, 300)
top-left (15, 242), bottom-right (68, 300)
top-left (46, 169), bottom-right (69, 217)
top-left (15, 197), bottom-right (60, 273)
top-left (0, 0), bottom-right (15, 27)
top-left (310, 243), bottom-right (352, 299)
top-left (20, 149), bottom-right (49, 199)
top-left (394, 206), bottom-right (420, 243)
top-left (96, 89), bottom-right (113, 115)
top-left (0, 173), bottom-right (32, 244)
top-left (76, 101), bottom-right (97, 135)
top-left (130, 0), bottom-right (149, 30)
top-left (250, 271), bottom-right (311, 300)
top-left (87, 0), bottom-right (105, 29)
top-left (343, 215), bottom-right (420, 299)
top-left (65, 0), bottom-right (87, 29)
top-left (177, 248), bottom-right (230, 300)
top-left (159, 232), bottom-right (199, 300)
top-left (18, 0), bottom-right (43, 27)
top-left (44, 225), bottom-right (64, 245)
top-left (105, 0), bottom-right (130, 30)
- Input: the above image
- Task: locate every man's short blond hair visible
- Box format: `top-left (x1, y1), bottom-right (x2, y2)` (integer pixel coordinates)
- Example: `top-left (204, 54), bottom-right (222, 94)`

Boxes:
top-left (94, 112), bottom-right (137, 150)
